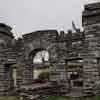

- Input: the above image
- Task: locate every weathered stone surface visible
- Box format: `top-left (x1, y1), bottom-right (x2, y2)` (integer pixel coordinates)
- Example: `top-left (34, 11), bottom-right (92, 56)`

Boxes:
top-left (0, 1), bottom-right (100, 97)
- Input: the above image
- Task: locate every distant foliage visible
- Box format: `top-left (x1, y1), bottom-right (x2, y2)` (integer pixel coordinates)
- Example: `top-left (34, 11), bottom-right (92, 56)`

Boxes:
top-left (38, 72), bottom-right (49, 80)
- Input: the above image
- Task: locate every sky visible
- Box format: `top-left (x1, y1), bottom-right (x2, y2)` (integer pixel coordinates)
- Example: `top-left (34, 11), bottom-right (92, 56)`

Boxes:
top-left (0, 0), bottom-right (99, 37)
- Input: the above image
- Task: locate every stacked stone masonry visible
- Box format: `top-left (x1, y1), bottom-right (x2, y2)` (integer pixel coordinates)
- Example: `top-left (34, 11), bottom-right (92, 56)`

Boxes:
top-left (0, 2), bottom-right (100, 96)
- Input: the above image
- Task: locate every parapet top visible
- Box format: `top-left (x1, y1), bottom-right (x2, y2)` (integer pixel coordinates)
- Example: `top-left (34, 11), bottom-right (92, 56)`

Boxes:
top-left (0, 23), bottom-right (12, 31)
top-left (83, 2), bottom-right (100, 17)
top-left (85, 2), bottom-right (100, 11)
top-left (0, 23), bottom-right (14, 38)
top-left (23, 30), bottom-right (59, 38)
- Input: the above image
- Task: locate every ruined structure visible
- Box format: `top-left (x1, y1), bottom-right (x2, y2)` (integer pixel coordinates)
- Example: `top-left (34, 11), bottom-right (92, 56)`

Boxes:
top-left (0, 2), bottom-right (100, 96)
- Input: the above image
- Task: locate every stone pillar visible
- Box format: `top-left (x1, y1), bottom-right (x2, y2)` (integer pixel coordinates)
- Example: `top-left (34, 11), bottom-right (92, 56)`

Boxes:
top-left (15, 39), bottom-right (33, 87)
top-left (16, 56), bottom-right (33, 87)
top-left (22, 59), bottom-right (33, 85)
top-left (49, 43), bottom-right (67, 82)
top-left (16, 59), bottom-right (23, 88)
top-left (49, 43), bottom-right (68, 94)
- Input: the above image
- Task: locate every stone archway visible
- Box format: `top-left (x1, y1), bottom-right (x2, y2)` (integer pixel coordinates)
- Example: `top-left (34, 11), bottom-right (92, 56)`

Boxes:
top-left (29, 48), bottom-right (49, 81)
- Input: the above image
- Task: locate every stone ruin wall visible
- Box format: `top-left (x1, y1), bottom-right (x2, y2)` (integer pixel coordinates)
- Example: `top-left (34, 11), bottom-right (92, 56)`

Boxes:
top-left (0, 2), bottom-right (100, 96)
top-left (49, 2), bottom-right (100, 94)
top-left (82, 2), bottom-right (100, 90)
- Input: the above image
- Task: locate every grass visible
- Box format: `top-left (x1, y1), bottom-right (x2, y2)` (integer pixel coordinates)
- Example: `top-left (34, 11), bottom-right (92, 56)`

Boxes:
top-left (0, 96), bottom-right (67, 100)
top-left (42, 96), bottom-right (69, 100)
top-left (43, 96), bottom-right (100, 100)
top-left (0, 95), bottom-right (100, 100)
top-left (80, 96), bottom-right (100, 100)
top-left (0, 96), bottom-right (19, 100)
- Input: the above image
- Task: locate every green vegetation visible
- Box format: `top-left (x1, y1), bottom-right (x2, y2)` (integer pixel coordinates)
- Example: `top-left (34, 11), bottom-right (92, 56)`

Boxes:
top-left (43, 96), bottom-right (100, 100)
top-left (42, 96), bottom-right (69, 100)
top-left (38, 71), bottom-right (49, 80)
top-left (80, 96), bottom-right (100, 100)
top-left (0, 96), bottom-right (19, 100)
top-left (0, 96), bottom-right (100, 100)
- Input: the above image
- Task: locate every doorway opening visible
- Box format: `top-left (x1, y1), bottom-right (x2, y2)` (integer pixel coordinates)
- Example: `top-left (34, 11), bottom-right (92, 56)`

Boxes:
top-left (65, 58), bottom-right (83, 88)
top-left (31, 49), bottom-right (49, 83)
top-left (5, 63), bottom-right (17, 89)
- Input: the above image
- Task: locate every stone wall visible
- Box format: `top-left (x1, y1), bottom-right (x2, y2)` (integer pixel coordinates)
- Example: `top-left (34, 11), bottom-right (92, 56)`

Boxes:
top-left (82, 2), bottom-right (100, 91)
top-left (0, 2), bottom-right (100, 96)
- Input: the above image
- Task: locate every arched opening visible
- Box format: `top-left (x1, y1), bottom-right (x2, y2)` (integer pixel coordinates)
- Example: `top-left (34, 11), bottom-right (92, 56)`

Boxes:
top-left (33, 50), bottom-right (49, 64)
top-left (30, 48), bottom-right (49, 83)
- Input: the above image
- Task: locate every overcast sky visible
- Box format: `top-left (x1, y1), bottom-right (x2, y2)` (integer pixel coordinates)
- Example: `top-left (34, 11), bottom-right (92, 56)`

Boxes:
top-left (0, 0), bottom-right (99, 36)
